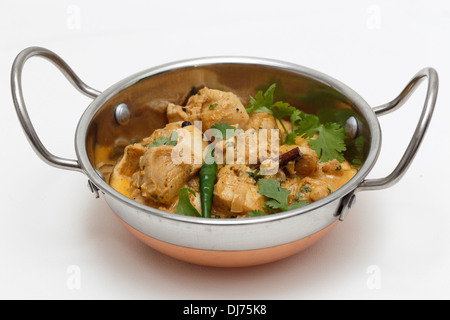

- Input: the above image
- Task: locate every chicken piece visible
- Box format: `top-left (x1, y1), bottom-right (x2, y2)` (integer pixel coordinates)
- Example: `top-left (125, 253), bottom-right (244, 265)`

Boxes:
top-left (140, 121), bottom-right (206, 166)
top-left (134, 122), bottom-right (207, 206)
top-left (319, 159), bottom-right (344, 176)
top-left (129, 169), bottom-right (203, 213)
top-left (109, 143), bottom-right (146, 198)
top-left (242, 112), bottom-right (278, 131)
top-left (112, 143), bottom-right (146, 178)
top-left (195, 87), bottom-right (249, 132)
top-left (295, 147), bottom-right (319, 177)
top-left (240, 112), bottom-right (280, 165)
top-left (171, 123), bottom-right (208, 166)
top-left (242, 112), bottom-right (292, 143)
top-left (166, 103), bottom-right (190, 123)
top-left (166, 87), bottom-right (249, 132)
top-left (283, 177), bottom-right (331, 203)
top-left (306, 178), bottom-right (331, 202)
top-left (136, 145), bottom-right (195, 205)
top-left (317, 160), bottom-right (358, 192)
top-left (213, 164), bottom-right (266, 217)
top-left (188, 87), bottom-right (249, 132)
top-left (214, 128), bottom-right (279, 167)
top-left (141, 121), bottom-right (183, 145)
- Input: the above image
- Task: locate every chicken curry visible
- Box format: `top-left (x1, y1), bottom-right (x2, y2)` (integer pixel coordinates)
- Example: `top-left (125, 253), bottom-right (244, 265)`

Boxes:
top-left (107, 84), bottom-right (358, 218)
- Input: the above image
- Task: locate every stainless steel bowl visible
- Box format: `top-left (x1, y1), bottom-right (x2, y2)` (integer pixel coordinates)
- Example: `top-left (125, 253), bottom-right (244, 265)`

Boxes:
top-left (11, 47), bottom-right (438, 267)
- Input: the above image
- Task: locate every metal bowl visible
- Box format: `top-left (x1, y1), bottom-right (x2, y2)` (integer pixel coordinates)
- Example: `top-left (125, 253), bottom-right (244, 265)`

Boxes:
top-left (11, 47), bottom-right (438, 267)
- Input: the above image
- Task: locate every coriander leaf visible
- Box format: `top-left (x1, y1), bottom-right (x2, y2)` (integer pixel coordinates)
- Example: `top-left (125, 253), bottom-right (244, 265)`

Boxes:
top-left (257, 178), bottom-right (309, 212)
top-left (308, 122), bottom-right (346, 163)
top-left (257, 178), bottom-right (294, 212)
top-left (284, 132), bottom-right (297, 145)
top-left (251, 106), bottom-right (274, 114)
top-left (148, 137), bottom-right (169, 148)
top-left (294, 114), bottom-right (347, 163)
top-left (245, 84), bottom-right (297, 138)
top-left (245, 84), bottom-right (348, 164)
top-left (210, 123), bottom-right (242, 140)
top-left (246, 84), bottom-right (296, 119)
top-left (245, 84), bottom-right (276, 114)
top-left (290, 109), bottom-right (304, 127)
top-left (287, 200), bottom-right (310, 210)
top-left (285, 109), bottom-right (305, 145)
top-left (272, 101), bottom-right (297, 119)
top-left (263, 83), bottom-right (276, 105)
top-left (175, 188), bottom-right (201, 217)
top-left (264, 199), bottom-right (284, 210)
top-left (168, 131), bottom-right (178, 144)
top-left (148, 131), bottom-right (178, 148)
top-left (295, 114), bottom-right (321, 138)
top-left (272, 101), bottom-right (297, 136)
top-left (246, 210), bottom-right (268, 217)
top-left (299, 184), bottom-right (312, 194)
top-left (246, 168), bottom-right (263, 181)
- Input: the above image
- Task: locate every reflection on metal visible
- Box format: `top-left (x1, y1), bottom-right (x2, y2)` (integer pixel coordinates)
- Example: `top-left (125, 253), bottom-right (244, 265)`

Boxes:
top-left (114, 103), bottom-right (131, 126)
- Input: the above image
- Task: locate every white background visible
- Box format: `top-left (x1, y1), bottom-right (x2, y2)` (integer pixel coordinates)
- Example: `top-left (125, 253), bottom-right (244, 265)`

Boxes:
top-left (1, 0), bottom-right (449, 300)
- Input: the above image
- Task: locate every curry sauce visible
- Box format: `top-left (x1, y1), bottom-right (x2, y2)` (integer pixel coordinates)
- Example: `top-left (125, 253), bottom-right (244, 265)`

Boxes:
top-left (102, 86), bottom-right (358, 218)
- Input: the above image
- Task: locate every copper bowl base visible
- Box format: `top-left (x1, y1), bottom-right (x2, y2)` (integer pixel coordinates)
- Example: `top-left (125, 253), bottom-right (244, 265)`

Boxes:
top-left (118, 217), bottom-right (339, 267)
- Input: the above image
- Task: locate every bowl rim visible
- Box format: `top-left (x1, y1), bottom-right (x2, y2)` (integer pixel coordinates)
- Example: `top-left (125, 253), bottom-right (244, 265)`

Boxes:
top-left (74, 55), bottom-right (381, 226)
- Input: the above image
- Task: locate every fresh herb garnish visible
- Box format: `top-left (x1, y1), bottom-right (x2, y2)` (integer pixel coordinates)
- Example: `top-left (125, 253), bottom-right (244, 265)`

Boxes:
top-left (246, 84), bottom-right (347, 163)
top-left (299, 184), bottom-right (312, 194)
top-left (210, 122), bottom-right (243, 140)
top-left (246, 210), bottom-right (268, 217)
top-left (175, 188), bottom-right (201, 217)
top-left (297, 121), bottom-right (346, 163)
top-left (245, 83), bottom-right (277, 115)
top-left (209, 103), bottom-right (218, 110)
top-left (284, 109), bottom-right (303, 145)
top-left (257, 178), bottom-right (309, 213)
top-left (246, 168), bottom-right (263, 181)
top-left (246, 84), bottom-right (296, 140)
top-left (148, 131), bottom-right (178, 148)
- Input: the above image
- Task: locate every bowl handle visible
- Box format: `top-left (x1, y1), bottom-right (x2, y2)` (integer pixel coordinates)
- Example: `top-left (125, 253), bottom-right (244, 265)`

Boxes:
top-left (338, 67), bottom-right (438, 221)
top-left (358, 67), bottom-right (438, 192)
top-left (11, 47), bottom-right (101, 173)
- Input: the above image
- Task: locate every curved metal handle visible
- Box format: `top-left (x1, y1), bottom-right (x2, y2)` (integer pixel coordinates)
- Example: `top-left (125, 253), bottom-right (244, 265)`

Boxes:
top-left (11, 46), bottom-right (101, 172)
top-left (358, 67), bottom-right (438, 191)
